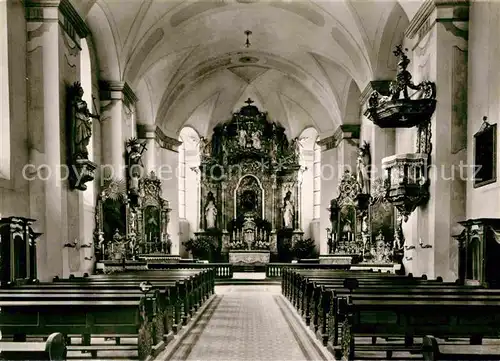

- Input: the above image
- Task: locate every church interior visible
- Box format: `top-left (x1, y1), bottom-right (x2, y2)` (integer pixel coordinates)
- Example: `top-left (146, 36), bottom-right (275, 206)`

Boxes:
top-left (0, 0), bottom-right (499, 360)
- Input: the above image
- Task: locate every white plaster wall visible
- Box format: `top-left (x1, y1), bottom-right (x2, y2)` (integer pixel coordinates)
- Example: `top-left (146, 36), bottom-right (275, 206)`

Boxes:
top-left (0, 1), bottom-right (29, 218)
top-left (467, 1), bottom-right (500, 219)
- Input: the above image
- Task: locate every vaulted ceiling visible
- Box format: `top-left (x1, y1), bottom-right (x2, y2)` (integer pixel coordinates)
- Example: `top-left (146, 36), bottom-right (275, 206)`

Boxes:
top-left (76, 0), bottom-right (420, 138)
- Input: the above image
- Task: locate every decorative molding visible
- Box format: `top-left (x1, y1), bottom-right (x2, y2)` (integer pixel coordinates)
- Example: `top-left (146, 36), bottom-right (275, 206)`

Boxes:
top-left (405, 0), bottom-right (469, 42)
top-left (58, 0), bottom-right (89, 38)
top-left (25, 0), bottom-right (90, 48)
top-left (317, 124), bottom-right (360, 151)
top-left (360, 81), bottom-right (391, 106)
top-left (99, 81), bottom-right (138, 107)
top-left (137, 124), bottom-right (157, 140)
top-left (156, 126), bottom-right (181, 151)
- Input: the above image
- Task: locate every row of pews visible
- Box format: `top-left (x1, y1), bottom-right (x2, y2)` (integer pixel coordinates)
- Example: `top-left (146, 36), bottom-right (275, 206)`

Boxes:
top-left (283, 268), bottom-right (500, 361)
top-left (0, 268), bottom-right (215, 360)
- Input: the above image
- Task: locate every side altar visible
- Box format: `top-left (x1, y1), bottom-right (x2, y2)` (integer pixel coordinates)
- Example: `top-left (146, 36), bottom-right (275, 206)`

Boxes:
top-left (194, 99), bottom-right (304, 263)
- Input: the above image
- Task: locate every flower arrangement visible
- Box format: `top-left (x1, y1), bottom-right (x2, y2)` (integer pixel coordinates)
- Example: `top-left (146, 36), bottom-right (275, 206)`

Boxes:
top-left (182, 237), bottom-right (215, 259)
top-left (229, 240), bottom-right (247, 250)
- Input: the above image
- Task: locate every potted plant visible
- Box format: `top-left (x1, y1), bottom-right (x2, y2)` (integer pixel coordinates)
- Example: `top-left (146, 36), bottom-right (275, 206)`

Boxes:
top-left (182, 237), bottom-right (215, 260)
top-left (292, 238), bottom-right (317, 260)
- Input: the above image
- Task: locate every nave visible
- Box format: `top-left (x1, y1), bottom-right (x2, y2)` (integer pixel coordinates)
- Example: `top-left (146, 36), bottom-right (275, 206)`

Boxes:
top-left (163, 285), bottom-right (333, 361)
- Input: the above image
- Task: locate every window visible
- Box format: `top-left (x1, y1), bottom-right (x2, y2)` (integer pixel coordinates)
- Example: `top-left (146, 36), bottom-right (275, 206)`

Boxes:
top-left (313, 138), bottom-right (321, 219)
top-left (178, 140), bottom-right (186, 219)
top-left (178, 127), bottom-right (200, 221)
top-left (473, 120), bottom-right (497, 188)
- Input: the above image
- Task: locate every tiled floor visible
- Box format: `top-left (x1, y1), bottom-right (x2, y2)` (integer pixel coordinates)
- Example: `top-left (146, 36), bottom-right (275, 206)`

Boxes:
top-left (166, 285), bottom-right (333, 361)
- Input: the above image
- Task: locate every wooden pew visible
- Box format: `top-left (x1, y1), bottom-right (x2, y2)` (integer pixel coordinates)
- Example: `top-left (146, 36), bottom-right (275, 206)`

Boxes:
top-left (0, 332), bottom-right (66, 360)
top-left (282, 268), bottom-right (500, 359)
top-left (0, 293), bottom-right (161, 360)
top-left (51, 268), bottom-right (214, 325)
top-left (336, 294), bottom-right (500, 360)
top-left (422, 335), bottom-right (500, 361)
top-left (1, 269), bottom-right (213, 359)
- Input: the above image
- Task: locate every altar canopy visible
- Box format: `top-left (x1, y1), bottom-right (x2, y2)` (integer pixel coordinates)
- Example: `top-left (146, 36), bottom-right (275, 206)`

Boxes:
top-left (197, 99), bottom-right (303, 259)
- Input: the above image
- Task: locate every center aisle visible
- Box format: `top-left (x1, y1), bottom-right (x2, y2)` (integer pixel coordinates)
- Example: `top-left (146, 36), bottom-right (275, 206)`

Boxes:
top-left (164, 285), bottom-right (334, 361)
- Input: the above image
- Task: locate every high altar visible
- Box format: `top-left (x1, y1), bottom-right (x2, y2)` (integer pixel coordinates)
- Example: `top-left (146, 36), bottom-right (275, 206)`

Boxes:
top-left (196, 99), bottom-right (304, 264)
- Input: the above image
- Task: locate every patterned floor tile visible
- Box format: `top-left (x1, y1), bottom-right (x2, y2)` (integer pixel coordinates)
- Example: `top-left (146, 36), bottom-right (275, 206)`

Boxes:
top-left (167, 286), bottom-right (325, 361)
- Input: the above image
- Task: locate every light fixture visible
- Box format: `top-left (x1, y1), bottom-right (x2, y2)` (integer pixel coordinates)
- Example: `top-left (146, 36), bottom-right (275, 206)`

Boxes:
top-left (244, 30), bottom-right (252, 48)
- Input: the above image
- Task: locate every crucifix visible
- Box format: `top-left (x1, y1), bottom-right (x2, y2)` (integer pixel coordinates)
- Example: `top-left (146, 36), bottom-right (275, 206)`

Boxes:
top-left (245, 98), bottom-right (254, 106)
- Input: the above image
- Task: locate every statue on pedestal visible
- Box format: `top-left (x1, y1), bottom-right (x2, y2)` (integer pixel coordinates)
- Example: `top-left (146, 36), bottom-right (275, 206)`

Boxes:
top-left (356, 142), bottom-right (371, 194)
top-left (283, 195), bottom-right (294, 229)
top-left (205, 199), bottom-right (217, 229)
top-left (126, 138), bottom-right (146, 202)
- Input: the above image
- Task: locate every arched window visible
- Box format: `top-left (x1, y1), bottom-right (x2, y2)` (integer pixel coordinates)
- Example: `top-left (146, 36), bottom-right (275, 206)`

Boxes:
top-left (178, 127), bottom-right (200, 224)
top-left (81, 38), bottom-right (94, 206)
top-left (313, 137), bottom-right (321, 219)
top-left (0, 1), bottom-right (10, 180)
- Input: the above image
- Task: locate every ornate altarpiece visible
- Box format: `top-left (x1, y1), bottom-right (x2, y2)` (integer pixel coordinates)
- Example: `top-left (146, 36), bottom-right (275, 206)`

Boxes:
top-left (94, 172), bottom-right (172, 262)
top-left (197, 99), bottom-right (303, 258)
top-left (327, 150), bottom-right (400, 265)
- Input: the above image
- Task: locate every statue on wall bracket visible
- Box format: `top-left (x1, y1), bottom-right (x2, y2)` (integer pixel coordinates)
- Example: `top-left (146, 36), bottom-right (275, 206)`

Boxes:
top-left (355, 142), bottom-right (371, 211)
top-left (67, 81), bottom-right (99, 191)
top-left (126, 138), bottom-right (147, 207)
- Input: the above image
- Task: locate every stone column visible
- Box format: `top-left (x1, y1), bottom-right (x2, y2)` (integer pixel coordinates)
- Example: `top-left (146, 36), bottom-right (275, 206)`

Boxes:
top-left (137, 123), bottom-right (156, 174)
top-left (404, 0), bottom-right (469, 280)
top-left (25, 0), bottom-right (89, 281)
top-left (317, 125), bottom-right (360, 255)
top-left (99, 81), bottom-right (137, 181)
top-left (156, 127), bottom-right (182, 255)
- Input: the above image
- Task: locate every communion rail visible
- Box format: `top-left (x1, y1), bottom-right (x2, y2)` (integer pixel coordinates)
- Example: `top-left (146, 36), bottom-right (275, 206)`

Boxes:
top-left (148, 262), bottom-right (234, 279)
top-left (265, 263), bottom-right (351, 278)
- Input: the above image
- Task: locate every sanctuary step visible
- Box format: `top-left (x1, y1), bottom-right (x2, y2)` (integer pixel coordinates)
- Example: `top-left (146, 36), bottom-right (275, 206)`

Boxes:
top-left (216, 272), bottom-right (281, 285)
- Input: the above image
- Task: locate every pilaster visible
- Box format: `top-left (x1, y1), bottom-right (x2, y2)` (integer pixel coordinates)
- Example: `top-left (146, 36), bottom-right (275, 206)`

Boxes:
top-left (403, 0), bottom-right (469, 280)
top-left (360, 81), bottom-right (395, 182)
top-left (99, 80), bottom-right (138, 180)
top-left (158, 143), bottom-right (181, 256)
top-left (25, 0), bottom-right (88, 280)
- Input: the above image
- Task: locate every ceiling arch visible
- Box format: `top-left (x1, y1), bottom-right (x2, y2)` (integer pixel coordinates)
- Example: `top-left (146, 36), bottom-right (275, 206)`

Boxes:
top-left (82, 0), bottom-right (416, 136)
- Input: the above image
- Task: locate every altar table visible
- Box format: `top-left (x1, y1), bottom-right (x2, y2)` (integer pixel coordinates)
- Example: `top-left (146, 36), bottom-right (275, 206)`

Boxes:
top-left (229, 250), bottom-right (271, 265)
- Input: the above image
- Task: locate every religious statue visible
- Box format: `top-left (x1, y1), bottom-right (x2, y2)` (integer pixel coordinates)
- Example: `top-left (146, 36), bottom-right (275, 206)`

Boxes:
top-left (356, 142), bottom-right (371, 194)
top-left (291, 137), bottom-right (301, 161)
top-left (283, 198), bottom-right (294, 229)
top-left (239, 129), bottom-right (247, 147)
top-left (126, 138), bottom-right (146, 198)
top-left (199, 136), bottom-right (210, 157)
top-left (252, 130), bottom-right (262, 149)
top-left (394, 213), bottom-right (405, 250)
top-left (390, 45), bottom-right (421, 101)
top-left (205, 199), bottom-right (217, 229)
top-left (69, 82), bottom-right (99, 160)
